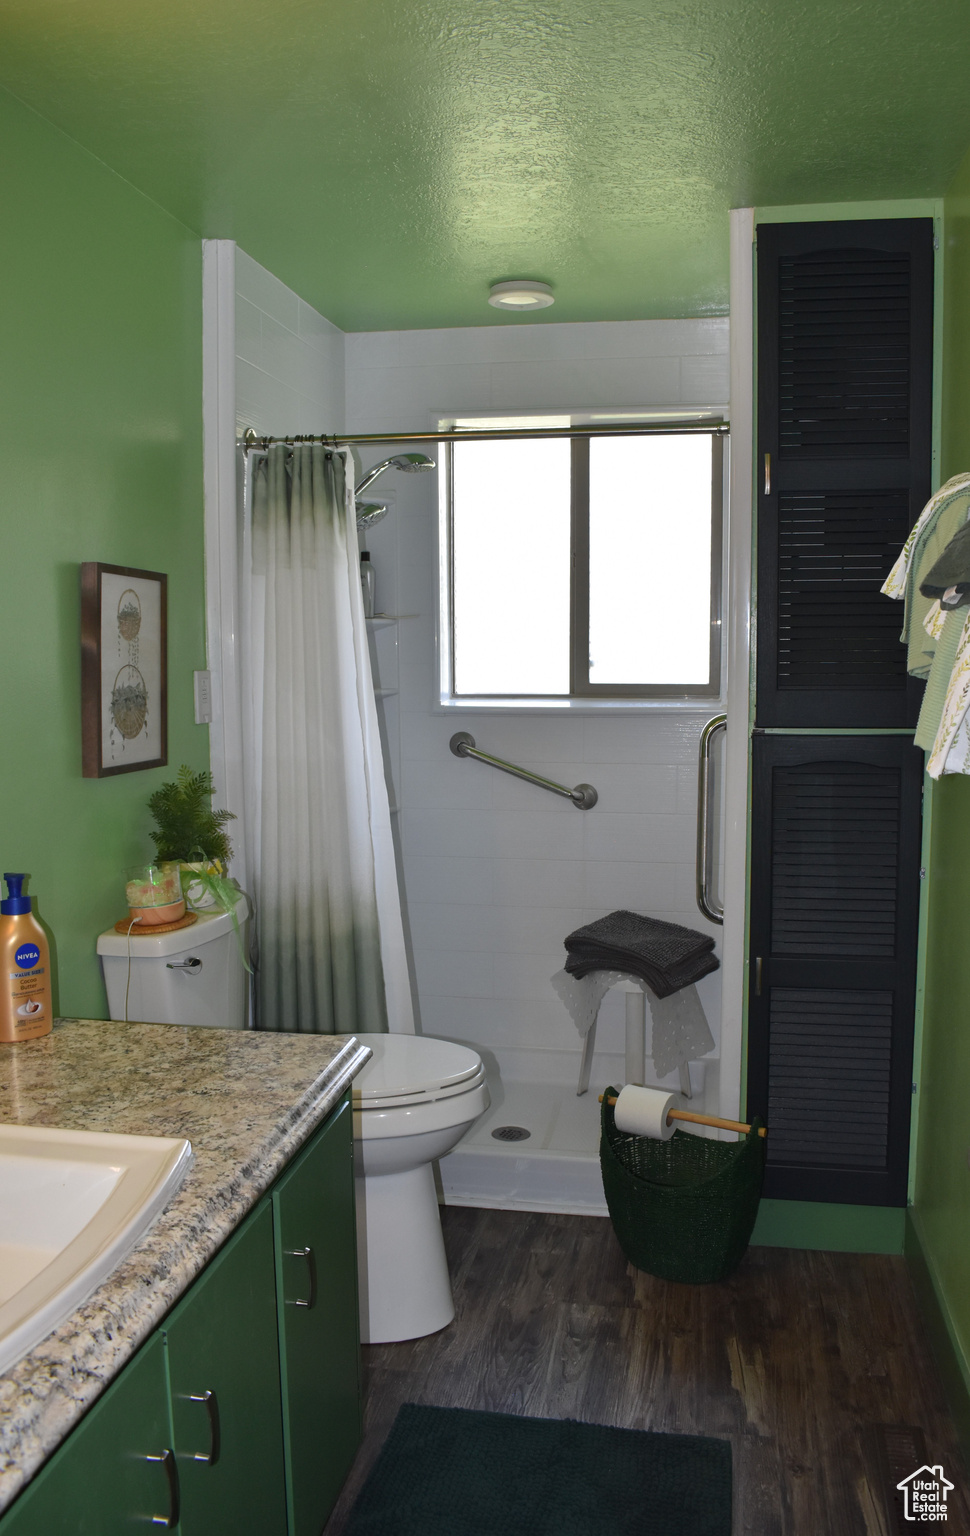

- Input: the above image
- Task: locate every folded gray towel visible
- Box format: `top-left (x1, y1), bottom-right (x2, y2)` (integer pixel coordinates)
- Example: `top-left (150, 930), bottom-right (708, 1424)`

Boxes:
top-left (564, 909), bottom-right (719, 998)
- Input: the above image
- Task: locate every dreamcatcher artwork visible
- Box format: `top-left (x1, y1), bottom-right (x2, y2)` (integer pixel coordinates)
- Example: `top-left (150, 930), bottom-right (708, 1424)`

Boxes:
top-left (81, 562), bottom-right (167, 777)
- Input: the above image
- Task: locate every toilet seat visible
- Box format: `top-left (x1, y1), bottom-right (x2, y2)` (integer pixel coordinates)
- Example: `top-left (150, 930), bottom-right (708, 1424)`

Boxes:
top-left (353, 1033), bottom-right (485, 1111)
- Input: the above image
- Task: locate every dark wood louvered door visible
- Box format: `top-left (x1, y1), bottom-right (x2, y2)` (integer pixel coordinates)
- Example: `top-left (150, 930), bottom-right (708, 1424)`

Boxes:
top-left (748, 736), bottom-right (922, 1205)
top-left (756, 220), bottom-right (932, 728)
top-left (749, 218), bottom-right (933, 1206)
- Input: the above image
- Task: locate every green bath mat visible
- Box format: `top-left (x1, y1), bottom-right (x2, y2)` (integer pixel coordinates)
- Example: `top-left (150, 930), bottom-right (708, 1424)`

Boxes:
top-left (343, 1404), bottom-right (732, 1536)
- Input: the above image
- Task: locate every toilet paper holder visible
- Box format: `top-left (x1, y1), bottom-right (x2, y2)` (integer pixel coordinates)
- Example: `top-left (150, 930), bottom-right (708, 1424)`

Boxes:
top-left (599, 1090), bottom-right (768, 1139)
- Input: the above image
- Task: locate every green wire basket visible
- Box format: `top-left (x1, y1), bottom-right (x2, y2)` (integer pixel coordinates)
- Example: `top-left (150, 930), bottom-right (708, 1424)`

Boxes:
top-left (600, 1087), bottom-right (766, 1284)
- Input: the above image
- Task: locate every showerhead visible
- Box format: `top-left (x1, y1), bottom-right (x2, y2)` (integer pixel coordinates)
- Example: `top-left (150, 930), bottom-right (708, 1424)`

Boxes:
top-left (391, 452), bottom-right (436, 472)
top-left (355, 500), bottom-right (388, 531)
top-left (355, 451), bottom-right (436, 497)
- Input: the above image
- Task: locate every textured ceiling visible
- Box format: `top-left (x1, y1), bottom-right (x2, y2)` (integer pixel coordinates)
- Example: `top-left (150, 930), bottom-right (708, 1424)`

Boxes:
top-left (2, 0), bottom-right (970, 329)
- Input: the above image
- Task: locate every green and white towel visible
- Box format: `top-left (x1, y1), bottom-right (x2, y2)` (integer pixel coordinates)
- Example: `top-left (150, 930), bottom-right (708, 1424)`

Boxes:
top-left (882, 473), bottom-right (970, 677)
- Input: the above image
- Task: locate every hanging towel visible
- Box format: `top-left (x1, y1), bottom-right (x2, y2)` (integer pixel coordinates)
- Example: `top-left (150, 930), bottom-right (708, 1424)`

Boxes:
top-left (563, 910), bottom-right (719, 998)
top-left (919, 517), bottom-right (970, 608)
top-left (915, 606), bottom-right (966, 752)
top-left (881, 474), bottom-right (970, 678)
top-left (927, 609), bottom-right (970, 777)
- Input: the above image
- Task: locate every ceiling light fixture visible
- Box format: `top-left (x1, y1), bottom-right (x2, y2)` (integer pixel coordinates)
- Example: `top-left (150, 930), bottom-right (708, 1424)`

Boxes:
top-left (488, 280), bottom-right (555, 312)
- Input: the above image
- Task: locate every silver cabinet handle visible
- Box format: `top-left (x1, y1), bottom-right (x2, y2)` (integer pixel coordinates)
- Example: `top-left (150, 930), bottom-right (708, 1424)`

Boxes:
top-left (146, 1447), bottom-right (180, 1528)
top-left (696, 714), bottom-right (726, 925)
top-left (764, 451), bottom-right (771, 495)
top-left (188, 1388), bottom-right (221, 1465)
top-left (284, 1246), bottom-right (317, 1308)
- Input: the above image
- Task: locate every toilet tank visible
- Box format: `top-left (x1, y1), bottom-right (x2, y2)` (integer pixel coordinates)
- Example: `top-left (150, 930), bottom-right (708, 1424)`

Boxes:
top-left (96, 896), bottom-right (250, 1029)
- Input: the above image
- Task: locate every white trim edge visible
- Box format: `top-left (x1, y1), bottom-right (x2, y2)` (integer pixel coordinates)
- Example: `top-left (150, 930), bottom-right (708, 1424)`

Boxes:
top-left (719, 208), bottom-right (756, 1123)
top-left (202, 239), bottom-right (249, 889)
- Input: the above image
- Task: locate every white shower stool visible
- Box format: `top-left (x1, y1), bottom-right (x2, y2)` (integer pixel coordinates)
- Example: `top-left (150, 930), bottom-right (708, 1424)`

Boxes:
top-left (577, 979), bottom-right (693, 1099)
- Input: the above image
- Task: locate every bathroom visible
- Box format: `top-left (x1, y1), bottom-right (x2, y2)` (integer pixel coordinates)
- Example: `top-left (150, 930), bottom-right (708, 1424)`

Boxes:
top-left (0, 6), bottom-right (970, 1531)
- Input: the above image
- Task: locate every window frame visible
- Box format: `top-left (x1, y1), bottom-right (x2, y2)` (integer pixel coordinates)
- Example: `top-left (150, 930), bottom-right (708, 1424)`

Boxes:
top-left (439, 423), bottom-right (726, 708)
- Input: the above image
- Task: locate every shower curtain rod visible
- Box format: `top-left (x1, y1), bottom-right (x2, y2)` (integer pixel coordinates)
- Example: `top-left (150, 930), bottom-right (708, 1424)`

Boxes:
top-left (241, 421), bottom-right (728, 451)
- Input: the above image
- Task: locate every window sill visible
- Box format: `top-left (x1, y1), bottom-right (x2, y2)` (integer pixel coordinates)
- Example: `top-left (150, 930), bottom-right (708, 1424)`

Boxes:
top-left (435, 695), bottom-right (725, 716)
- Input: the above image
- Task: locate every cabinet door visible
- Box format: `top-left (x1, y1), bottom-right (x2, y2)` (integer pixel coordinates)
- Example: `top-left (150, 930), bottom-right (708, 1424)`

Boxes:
top-left (272, 1095), bottom-right (361, 1536)
top-left (756, 217), bottom-right (933, 728)
top-left (164, 1200), bottom-right (286, 1536)
top-left (0, 1334), bottom-right (177, 1536)
top-left (747, 733), bottom-right (922, 1205)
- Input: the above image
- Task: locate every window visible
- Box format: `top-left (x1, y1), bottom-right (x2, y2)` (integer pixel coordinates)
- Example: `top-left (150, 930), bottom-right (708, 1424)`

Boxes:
top-left (439, 421), bottom-right (724, 705)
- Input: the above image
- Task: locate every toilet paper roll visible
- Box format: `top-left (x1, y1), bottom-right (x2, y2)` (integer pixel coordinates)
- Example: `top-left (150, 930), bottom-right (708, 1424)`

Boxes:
top-left (613, 1084), bottom-right (678, 1141)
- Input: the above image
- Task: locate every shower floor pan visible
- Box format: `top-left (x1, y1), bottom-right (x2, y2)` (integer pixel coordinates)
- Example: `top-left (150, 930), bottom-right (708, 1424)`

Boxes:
top-left (438, 1078), bottom-right (608, 1216)
top-left (438, 1066), bottom-right (708, 1217)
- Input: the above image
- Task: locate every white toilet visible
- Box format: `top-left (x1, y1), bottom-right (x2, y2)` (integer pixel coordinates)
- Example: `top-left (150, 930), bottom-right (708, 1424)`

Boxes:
top-left (96, 897), bottom-right (250, 1028)
top-left (352, 1032), bottom-right (489, 1344)
top-left (96, 913), bottom-right (487, 1345)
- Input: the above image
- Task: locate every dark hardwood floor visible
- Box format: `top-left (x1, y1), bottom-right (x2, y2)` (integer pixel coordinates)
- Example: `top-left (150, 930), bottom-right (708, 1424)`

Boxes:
top-left (324, 1207), bottom-right (969, 1535)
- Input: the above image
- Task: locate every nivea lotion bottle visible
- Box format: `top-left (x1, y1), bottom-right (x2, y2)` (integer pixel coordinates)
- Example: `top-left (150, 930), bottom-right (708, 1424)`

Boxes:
top-left (0, 874), bottom-right (52, 1042)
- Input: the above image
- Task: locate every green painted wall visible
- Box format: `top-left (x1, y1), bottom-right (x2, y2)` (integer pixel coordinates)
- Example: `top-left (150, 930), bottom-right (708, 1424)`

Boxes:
top-left (909, 140), bottom-right (970, 1442)
top-left (0, 87), bottom-right (208, 1019)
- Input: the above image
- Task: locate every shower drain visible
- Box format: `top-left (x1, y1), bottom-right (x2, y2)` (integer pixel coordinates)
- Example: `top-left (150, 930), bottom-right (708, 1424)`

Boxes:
top-left (491, 1125), bottom-right (531, 1142)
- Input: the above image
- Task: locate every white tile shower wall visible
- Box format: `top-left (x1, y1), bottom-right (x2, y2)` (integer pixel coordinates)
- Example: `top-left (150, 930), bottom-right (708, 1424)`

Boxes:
top-left (344, 318), bottom-right (729, 1093)
top-left (234, 248), bottom-right (345, 437)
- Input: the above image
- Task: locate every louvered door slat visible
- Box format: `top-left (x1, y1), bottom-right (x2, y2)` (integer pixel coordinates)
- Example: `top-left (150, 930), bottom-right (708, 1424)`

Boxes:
top-left (776, 488), bottom-right (911, 694)
top-left (779, 245), bottom-right (911, 462)
top-left (757, 218), bottom-right (932, 728)
top-left (768, 988), bottom-right (893, 1167)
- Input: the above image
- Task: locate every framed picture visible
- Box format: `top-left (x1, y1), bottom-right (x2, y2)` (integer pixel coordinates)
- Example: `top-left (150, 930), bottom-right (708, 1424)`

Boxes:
top-left (80, 563), bottom-right (168, 778)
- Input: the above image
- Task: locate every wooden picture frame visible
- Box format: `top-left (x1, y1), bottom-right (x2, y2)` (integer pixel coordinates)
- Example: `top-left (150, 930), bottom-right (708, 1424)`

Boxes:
top-left (80, 563), bottom-right (168, 778)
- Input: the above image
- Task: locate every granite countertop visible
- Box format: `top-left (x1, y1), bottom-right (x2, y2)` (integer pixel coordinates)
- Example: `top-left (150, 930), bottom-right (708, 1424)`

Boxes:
top-left (0, 1017), bottom-right (370, 1514)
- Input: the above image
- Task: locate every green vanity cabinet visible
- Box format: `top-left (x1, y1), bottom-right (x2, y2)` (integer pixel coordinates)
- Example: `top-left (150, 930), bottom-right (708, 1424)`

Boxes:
top-left (164, 1200), bottom-right (287, 1536)
top-left (0, 1333), bottom-right (177, 1535)
top-left (0, 1093), bottom-right (362, 1536)
top-left (273, 1094), bottom-right (361, 1536)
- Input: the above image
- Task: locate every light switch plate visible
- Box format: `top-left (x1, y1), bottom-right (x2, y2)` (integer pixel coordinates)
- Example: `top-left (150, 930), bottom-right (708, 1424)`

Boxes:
top-left (193, 669), bottom-right (213, 725)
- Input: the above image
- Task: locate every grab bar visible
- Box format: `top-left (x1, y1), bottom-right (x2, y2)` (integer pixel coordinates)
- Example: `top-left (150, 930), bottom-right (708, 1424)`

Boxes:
top-left (696, 714), bottom-right (726, 925)
top-left (449, 733), bottom-right (598, 810)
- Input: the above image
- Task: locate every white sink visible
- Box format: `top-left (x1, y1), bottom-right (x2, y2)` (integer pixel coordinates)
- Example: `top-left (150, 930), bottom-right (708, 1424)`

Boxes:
top-left (0, 1123), bottom-right (192, 1374)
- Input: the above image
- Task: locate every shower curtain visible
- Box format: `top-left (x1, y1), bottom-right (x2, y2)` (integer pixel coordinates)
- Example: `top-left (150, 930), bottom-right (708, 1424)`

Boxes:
top-left (241, 441), bottom-right (413, 1035)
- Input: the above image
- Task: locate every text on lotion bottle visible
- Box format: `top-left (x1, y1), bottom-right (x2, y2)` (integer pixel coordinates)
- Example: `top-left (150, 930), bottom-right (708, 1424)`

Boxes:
top-left (0, 873), bottom-right (52, 1042)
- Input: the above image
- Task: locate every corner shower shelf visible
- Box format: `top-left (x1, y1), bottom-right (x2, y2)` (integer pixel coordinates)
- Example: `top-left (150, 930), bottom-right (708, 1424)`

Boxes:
top-left (367, 616), bottom-right (401, 816)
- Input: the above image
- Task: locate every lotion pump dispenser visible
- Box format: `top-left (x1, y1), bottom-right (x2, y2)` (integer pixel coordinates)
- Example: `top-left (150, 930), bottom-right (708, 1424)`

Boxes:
top-left (0, 874), bottom-right (52, 1042)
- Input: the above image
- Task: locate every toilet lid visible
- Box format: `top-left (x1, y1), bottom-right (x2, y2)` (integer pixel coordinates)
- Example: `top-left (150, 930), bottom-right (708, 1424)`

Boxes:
top-left (353, 1033), bottom-right (484, 1106)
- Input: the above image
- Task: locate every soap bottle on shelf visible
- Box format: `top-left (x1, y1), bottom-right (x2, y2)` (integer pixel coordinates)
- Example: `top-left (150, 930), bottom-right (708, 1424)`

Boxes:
top-left (360, 550), bottom-right (376, 618)
top-left (0, 873), bottom-right (53, 1042)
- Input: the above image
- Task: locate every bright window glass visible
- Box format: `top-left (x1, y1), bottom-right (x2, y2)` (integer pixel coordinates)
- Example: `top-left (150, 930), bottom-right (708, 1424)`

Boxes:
top-left (588, 434), bottom-right (713, 685)
top-left (452, 438), bottom-right (571, 695)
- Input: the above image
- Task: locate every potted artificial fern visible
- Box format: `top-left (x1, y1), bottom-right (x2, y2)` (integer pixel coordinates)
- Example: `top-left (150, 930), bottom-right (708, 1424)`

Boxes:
top-left (147, 766), bottom-right (236, 912)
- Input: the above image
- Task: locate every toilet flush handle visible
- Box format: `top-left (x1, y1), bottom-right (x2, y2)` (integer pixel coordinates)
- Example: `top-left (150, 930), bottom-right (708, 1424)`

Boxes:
top-left (166, 956), bottom-right (203, 974)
